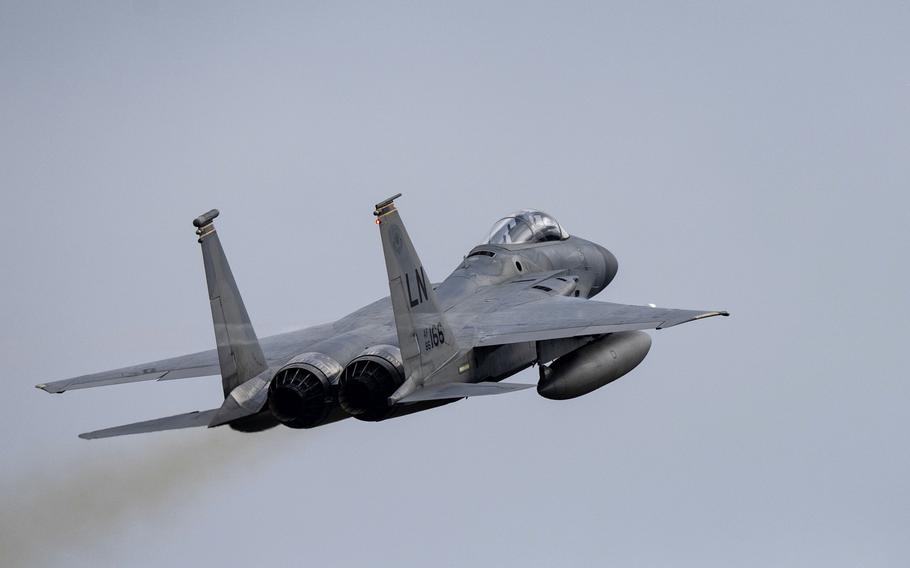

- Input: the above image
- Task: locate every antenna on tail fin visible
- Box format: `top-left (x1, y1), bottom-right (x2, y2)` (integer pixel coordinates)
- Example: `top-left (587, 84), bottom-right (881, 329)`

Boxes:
top-left (194, 209), bottom-right (267, 397)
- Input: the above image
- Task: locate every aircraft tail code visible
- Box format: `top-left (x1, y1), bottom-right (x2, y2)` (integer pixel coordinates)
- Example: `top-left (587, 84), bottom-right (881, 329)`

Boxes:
top-left (374, 195), bottom-right (459, 382)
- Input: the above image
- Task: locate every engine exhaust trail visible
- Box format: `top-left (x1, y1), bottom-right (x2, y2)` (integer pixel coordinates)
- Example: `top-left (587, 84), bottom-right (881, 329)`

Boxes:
top-left (0, 429), bottom-right (282, 567)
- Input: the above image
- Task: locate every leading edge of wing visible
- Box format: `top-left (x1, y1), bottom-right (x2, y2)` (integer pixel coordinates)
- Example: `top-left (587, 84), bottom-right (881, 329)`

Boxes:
top-left (471, 297), bottom-right (729, 347)
top-left (78, 409), bottom-right (220, 439)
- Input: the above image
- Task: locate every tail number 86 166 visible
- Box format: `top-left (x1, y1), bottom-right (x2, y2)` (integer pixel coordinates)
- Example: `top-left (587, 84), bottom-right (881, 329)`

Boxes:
top-left (422, 323), bottom-right (446, 352)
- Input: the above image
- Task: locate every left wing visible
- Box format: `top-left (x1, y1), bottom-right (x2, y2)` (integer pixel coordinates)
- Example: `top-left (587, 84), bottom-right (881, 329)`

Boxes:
top-left (35, 325), bottom-right (335, 394)
top-left (465, 295), bottom-right (728, 347)
top-left (36, 351), bottom-right (221, 394)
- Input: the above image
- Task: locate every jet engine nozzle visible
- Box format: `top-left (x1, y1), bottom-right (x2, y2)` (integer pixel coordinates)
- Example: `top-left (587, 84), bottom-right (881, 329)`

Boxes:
top-left (337, 345), bottom-right (404, 421)
top-left (538, 331), bottom-right (651, 400)
top-left (268, 353), bottom-right (343, 428)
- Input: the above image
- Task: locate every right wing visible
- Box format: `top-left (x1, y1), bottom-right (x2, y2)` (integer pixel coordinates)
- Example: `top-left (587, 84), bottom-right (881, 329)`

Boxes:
top-left (466, 295), bottom-right (728, 347)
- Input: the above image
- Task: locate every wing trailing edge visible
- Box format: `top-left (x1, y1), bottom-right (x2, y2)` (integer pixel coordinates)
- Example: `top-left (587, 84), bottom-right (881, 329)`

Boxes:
top-left (36, 362), bottom-right (221, 394)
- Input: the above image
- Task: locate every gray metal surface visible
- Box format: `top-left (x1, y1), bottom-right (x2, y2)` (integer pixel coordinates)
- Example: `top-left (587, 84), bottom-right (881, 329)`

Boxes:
top-left (196, 211), bottom-right (268, 396)
top-left (78, 409), bottom-right (220, 439)
top-left (375, 196), bottom-right (468, 403)
top-left (38, 195), bottom-right (728, 438)
top-left (537, 331), bottom-right (652, 400)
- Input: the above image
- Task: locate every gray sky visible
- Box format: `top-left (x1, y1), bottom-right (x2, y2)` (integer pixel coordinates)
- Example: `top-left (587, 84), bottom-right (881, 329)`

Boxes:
top-left (1, 1), bottom-right (908, 566)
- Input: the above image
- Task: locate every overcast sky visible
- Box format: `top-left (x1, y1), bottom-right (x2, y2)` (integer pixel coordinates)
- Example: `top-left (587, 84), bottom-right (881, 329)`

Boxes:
top-left (1, 2), bottom-right (908, 566)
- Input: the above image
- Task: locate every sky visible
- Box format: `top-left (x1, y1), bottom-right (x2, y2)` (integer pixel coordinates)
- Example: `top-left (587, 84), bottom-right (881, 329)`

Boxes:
top-left (1, 1), bottom-right (908, 566)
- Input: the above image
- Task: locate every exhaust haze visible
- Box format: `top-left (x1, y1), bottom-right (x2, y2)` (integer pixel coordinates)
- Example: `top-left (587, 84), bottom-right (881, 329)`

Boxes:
top-left (1, 1), bottom-right (908, 566)
top-left (0, 430), bottom-right (278, 567)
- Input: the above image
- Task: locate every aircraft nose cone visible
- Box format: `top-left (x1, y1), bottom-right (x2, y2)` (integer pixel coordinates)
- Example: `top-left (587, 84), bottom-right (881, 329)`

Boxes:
top-left (598, 245), bottom-right (618, 287)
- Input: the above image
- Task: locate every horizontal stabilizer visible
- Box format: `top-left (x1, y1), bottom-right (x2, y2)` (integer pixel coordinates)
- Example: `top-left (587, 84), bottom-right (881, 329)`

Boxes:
top-left (207, 370), bottom-right (272, 427)
top-left (78, 409), bottom-right (220, 440)
top-left (397, 381), bottom-right (534, 403)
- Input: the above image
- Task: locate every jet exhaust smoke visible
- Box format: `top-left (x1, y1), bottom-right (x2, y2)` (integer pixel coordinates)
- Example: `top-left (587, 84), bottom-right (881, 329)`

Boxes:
top-left (0, 430), bottom-right (279, 567)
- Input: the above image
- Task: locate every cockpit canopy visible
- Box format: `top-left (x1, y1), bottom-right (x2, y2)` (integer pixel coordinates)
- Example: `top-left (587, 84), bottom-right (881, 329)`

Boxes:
top-left (485, 210), bottom-right (569, 245)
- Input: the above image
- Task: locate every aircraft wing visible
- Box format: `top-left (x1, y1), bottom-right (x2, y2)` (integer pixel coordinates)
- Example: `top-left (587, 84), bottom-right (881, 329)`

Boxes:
top-left (36, 325), bottom-right (336, 394)
top-left (36, 350), bottom-right (221, 394)
top-left (469, 296), bottom-right (728, 347)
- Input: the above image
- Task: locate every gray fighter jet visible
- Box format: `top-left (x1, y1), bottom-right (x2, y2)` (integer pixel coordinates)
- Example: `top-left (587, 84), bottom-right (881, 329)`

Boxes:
top-left (37, 195), bottom-right (728, 438)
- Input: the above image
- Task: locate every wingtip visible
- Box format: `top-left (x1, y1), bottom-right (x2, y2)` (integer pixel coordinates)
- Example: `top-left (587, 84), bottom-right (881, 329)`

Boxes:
top-left (693, 310), bottom-right (730, 320)
top-left (35, 383), bottom-right (63, 394)
top-left (657, 309), bottom-right (730, 330)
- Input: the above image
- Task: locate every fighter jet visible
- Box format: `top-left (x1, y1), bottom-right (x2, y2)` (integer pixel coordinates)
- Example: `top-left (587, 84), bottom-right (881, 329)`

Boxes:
top-left (37, 195), bottom-right (728, 438)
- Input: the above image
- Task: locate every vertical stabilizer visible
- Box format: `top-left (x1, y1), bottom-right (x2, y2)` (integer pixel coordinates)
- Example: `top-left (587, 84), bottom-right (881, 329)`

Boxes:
top-left (373, 195), bottom-right (460, 401)
top-left (194, 210), bottom-right (267, 396)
